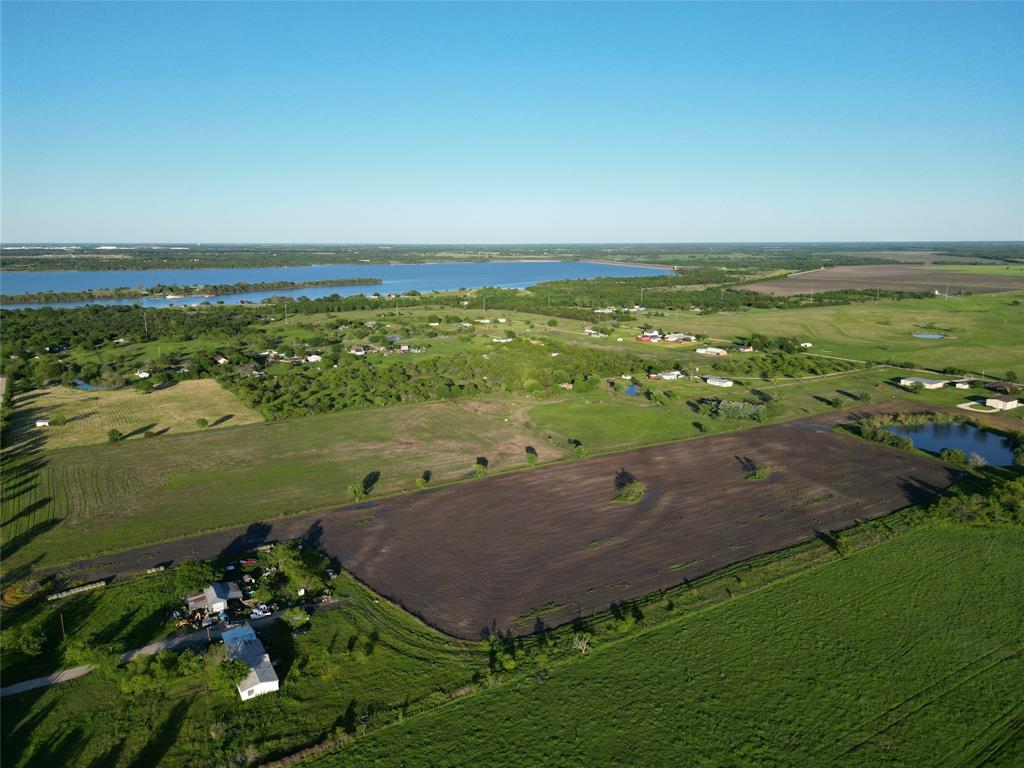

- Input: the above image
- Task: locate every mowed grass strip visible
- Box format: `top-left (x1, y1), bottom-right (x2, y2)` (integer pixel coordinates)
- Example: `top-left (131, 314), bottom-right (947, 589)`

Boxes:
top-left (0, 400), bottom-right (564, 570)
top-left (10, 380), bottom-right (262, 450)
top-left (310, 525), bottom-right (1024, 768)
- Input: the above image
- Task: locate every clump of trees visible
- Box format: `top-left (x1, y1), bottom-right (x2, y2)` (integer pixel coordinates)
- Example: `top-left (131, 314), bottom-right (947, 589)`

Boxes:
top-left (612, 468), bottom-right (645, 503)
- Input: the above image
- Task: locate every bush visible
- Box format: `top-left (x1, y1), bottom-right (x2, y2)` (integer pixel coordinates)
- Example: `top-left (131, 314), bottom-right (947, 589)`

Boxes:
top-left (613, 481), bottom-right (646, 503)
top-left (939, 448), bottom-right (968, 467)
top-left (282, 607), bottom-right (309, 628)
top-left (746, 464), bottom-right (771, 481)
top-left (107, 428), bottom-right (124, 443)
top-left (348, 482), bottom-right (366, 501)
top-left (474, 462), bottom-right (487, 478)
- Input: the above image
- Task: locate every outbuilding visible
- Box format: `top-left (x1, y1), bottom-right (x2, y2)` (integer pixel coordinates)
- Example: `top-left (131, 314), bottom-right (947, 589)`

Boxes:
top-left (704, 376), bottom-right (734, 388)
top-left (899, 376), bottom-right (948, 390)
top-left (696, 347), bottom-right (728, 357)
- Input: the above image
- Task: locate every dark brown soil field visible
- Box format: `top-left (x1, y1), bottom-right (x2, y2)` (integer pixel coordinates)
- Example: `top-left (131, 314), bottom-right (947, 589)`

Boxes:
top-left (55, 411), bottom-right (957, 639)
top-left (745, 265), bottom-right (1024, 296)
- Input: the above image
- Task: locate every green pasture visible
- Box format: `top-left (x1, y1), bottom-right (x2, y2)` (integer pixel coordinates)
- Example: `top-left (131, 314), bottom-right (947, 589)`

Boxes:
top-left (313, 525), bottom-right (1024, 768)
top-left (1, 399), bottom-right (564, 571)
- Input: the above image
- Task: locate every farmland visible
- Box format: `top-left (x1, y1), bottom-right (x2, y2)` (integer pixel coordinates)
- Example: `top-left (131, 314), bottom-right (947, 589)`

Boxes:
top-left (9, 380), bottom-right (262, 450)
top-left (745, 264), bottom-right (1024, 295)
top-left (30, 409), bottom-right (958, 639)
top-left (311, 525), bottom-right (1024, 768)
top-left (0, 400), bottom-right (565, 571)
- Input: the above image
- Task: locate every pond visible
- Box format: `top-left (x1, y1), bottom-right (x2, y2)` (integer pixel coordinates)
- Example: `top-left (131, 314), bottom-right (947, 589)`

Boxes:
top-left (0, 261), bottom-right (666, 309)
top-left (912, 333), bottom-right (945, 339)
top-left (888, 422), bottom-right (1016, 467)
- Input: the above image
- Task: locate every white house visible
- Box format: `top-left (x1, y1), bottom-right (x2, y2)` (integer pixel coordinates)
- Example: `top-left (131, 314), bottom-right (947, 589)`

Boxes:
top-left (304, 354), bottom-right (323, 363)
top-left (663, 333), bottom-right (696, 343)
top-left (348, 346), bottom-right (366, 357)
top-left (186, 582), bottom-right (242, 615)
top-left (35, 419), bottom-right (50, 428)
top-left (899, 376), bottom-right (948, 390)
top-left (704, 376), bottom-right (734, 388)
top-left (657, 370), bottom-right (684, 380)
top-left (696, 347), bottom-right (728, 357)
top-left (135, 370), bottom-right (151, 379)
top-left (986, 396), bottom-right (1020, 411)
top-left (222, 623), bottom-right (280, 701)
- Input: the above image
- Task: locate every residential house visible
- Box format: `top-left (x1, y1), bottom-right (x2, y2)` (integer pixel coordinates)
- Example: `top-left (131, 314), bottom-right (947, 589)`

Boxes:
top-left (704, 376), bottom-right (734, 388)
top-left (348, 346), bottom-right (367, 357)
top-left (213, 354), bottom-right (229, 365)
top-left (985, 396), bottom-right (1020, 411)
top-left (222, 623), bottom-right (280, 701)
top-left (696, 347), bottom-right (728, 357)
top-left (304, 354), bottom-right (323, 363)
top-left (899, 376), bottom-right (948, 390)
top-left (987, 381), bottom-right (1019, 395)
top-left (663, 333), bottom-right (696, 343)
top-left (656, 370), bottom-right (684, 381)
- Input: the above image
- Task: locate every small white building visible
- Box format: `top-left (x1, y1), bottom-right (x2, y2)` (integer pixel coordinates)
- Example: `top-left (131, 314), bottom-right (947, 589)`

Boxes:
top-left (491, 337), bottom-right (514, 343)
top-left (222, 623), bottom-right (280, 701)
top-left (348, 346), bottom-right (367, 357)
top-left (735, 345), bottom-right (754, 353)
top-left (657, 370), bottom-right (684, 381)
top-left (986, 396), bottom-right (1020, 411)
top-left (696, 347), bottom-right (728, 357)
top-left (35, 419), bottom-right (50, 428)
top-left (497, 318), bottom-right (508, 324)
top-left (800, 342), bottom-right (813, 348)
top-left (304, 354), bottom-right (323, 363)
top-left (135, 370), bottom-right (151, 379)
top-left (704, 376), bottom-right (735, 388)
top-left (594, 307), bottom-right (616, 314)
top-left (663, 333), bottom-right (696, 343)
top-left (899, 376), bottom-right (948, 390)
top-left (213, 354), bottom-right (229, 365)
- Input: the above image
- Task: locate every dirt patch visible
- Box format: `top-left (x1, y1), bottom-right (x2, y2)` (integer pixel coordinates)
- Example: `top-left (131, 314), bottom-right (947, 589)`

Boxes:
top-left (744, 265), bottom-right (1024, 296)
top-left (55, 410), bottom-right (958, 639)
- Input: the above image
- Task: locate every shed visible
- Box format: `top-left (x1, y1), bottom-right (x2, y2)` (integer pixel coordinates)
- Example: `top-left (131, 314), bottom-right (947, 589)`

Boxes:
top-left (704, 376), bottom-right (734, 388)
top-left (696, 347), bottom-right (728, 357)
top-left (899, 376), bottom-right (948, 390)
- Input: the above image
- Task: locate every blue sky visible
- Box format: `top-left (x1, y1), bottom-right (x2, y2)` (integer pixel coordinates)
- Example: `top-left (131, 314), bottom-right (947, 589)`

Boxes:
top-left (2, 2), bottom-right (1022, 243)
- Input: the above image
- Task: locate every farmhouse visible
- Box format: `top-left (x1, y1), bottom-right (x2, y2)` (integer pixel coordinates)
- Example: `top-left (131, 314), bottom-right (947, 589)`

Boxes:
top-left (222, 624), bottom-right (279, 701)
top-left (186, 582), bottom-right (242, 615)
top-left (704, 376), bottom-right (734, 388)
top-left (985, 396), bottom-right (1020, 411)
top-left (987, 381), bottom-right (1019, 395)
top-left (899, 376), bottom-right (948, 390)
top-left (655, 370), bottom-right (684, 381)
top-left (696, 347), bottom-right (728, 357)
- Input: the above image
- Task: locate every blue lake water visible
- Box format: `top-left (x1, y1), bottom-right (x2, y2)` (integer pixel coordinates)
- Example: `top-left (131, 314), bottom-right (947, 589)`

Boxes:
top-left (888, 422), bottom-right (1016, 467)
top-left (0, 261), bottom-right (666, 309)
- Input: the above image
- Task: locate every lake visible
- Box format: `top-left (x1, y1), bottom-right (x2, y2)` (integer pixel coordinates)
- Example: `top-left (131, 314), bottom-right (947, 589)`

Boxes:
top-left (888, 422), bottom-right (1016, 467)
top-left (0, 261), bottom-right (666, 309)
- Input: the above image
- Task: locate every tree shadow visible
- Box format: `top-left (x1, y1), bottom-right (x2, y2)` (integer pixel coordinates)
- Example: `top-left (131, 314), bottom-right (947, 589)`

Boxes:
top-left (362, 471), bottom-right (380, 495)
top-left (525, 446), bottom-right (537, 458)
top-left (734, 455), bottom-right (756, 473)
top-left (124, 423), bottom-right (157, 439)
top-left (614, 468), bottom-right (636, 490)
top-left (814, 529), bottom-right (842, 555)
top-left (2, 517), bottom-right (62, 559)
top-left (210, 414), bottom-right (234, 427)
top-left (335, 699), bottom-right (359, 734)
top-left (420, 469), bottom-right (432, 484)
top-left (303, 519), bottom-right (324, 550)
top-left (219, 521), bottom-right (272, 558)
top-left (125, 699), bottom-right (191, 768)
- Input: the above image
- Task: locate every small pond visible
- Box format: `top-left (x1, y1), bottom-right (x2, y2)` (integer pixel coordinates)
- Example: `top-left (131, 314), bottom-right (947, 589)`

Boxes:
top-left (912, 333), bottom-right (945, 339)
top-left (73, 379), bottom-right (108, 391)
top-left (888, 422), bottom-right (1016, 467)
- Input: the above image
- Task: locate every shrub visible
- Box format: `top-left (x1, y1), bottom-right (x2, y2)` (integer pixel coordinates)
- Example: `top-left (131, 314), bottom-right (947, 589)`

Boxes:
top-left (348, 482), bottom-right (366, 501)
top-left (939, 448), bottom-right (968, 467)
top-left (745, 464), bottom-right (771, 481)
top-left (196, 417), bottom-right (209, 429)
top-left (107, 428), bottom-right (124, 443)
top-left (474, 462), bottom-right (487, 478)
top-left (613, 481), bottom-right (646, 503)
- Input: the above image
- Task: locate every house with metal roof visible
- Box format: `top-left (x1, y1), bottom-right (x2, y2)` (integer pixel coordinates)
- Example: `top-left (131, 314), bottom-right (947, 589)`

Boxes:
top-left (222, 623), bottom-right (280, 701)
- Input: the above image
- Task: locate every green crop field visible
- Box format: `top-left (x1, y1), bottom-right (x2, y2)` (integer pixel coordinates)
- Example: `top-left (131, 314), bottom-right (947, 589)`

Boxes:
top-left (10, 380), bottom-right (262, 450)
top-left (1, 399), bottom-right (565, 570)
top-left (309, 525), bottom-right (1024, 768)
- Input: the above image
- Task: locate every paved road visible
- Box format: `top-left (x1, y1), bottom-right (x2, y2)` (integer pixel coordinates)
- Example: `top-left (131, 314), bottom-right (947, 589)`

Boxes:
top-left (0, 665), bottom-right (93, 697)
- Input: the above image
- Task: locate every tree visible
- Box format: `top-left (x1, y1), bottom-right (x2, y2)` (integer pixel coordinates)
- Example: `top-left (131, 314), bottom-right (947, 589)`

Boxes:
top-left (209, 658), bottom-right (250, 697)
top-left (1006, 371), bottom-right (1019, 383)
top-left (348, 482), bottom-right (366, 501)
top-left (107, 428), bottom-right (124, 443)
top-left (474, 462), bottom-right (487, 478)
top-left (196, 417), bottom-right (209, 429)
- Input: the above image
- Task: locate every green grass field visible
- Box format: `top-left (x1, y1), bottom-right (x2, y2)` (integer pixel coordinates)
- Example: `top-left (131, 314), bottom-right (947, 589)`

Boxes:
top-left (309, 524), bottom-right (1024, 768)
top-left (1, 399), bottom-right (565, 570)
top-left (10, 380), bottom-right (262, 450)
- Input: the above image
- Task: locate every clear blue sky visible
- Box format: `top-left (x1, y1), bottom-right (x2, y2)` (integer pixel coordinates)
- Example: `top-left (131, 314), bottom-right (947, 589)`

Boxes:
top-left (2, 1), bottom-right (1022, 243)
